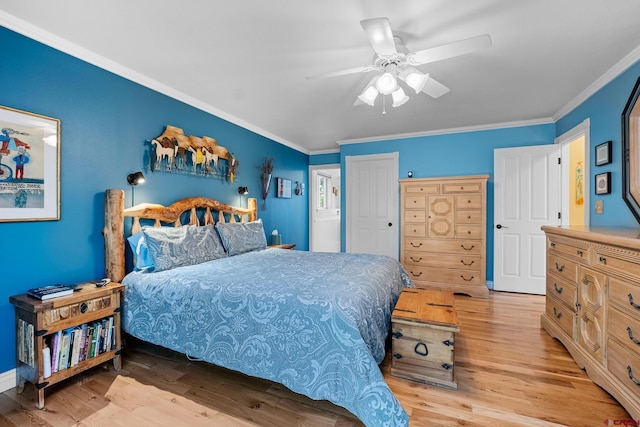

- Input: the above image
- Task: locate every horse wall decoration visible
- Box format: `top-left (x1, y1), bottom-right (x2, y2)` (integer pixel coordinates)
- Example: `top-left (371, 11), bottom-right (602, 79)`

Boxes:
top-left (147, 125), bottom-right (237, 181)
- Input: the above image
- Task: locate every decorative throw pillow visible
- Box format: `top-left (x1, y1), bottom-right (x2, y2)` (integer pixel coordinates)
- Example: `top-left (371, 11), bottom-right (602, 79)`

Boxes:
top-left (142, 224), bottom-right (227, 272)
top-left (126, 232), bottom-right (154, 270)
top-left (215, 220), bottom-right (267, 256)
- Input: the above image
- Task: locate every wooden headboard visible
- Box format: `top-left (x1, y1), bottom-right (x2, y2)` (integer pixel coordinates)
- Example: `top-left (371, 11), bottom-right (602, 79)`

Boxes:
top-left (102, 189), bottom-right (258, 282)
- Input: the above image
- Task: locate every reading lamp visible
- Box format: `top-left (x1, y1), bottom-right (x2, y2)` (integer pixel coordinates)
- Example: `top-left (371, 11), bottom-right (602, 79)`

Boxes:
top-left (238, 186), bottom-right (249, 195)
top-left (127, 171), bottom-right (145, 206)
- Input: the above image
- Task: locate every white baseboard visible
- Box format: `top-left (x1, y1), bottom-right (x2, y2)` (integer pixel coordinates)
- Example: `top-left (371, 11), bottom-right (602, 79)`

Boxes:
top-left (0, 369), bottom-right (16, 393)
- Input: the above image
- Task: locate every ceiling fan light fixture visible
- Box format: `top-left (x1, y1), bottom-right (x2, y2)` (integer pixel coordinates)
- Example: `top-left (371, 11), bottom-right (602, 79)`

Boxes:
top-left (404, 69), bottom-right (429, 94)
top-left (375, 72), bottom-right (398, 95)
top-left (391, 87), bottom-right (409, 107)
top-left (358, 84), bottom-right (379, 106)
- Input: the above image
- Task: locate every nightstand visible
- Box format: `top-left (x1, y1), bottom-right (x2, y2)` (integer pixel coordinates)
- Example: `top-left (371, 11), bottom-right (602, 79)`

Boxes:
top-left (9, 281), bottom-right (124, 408)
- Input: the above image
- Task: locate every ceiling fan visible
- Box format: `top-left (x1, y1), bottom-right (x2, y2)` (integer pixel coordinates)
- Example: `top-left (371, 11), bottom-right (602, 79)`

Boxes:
top-left (308, 17), bottom-right (492, 109)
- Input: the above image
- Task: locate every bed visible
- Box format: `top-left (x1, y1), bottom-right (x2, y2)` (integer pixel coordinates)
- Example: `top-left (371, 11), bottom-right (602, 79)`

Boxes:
top-left (103, 189), bottom-right (412, 427)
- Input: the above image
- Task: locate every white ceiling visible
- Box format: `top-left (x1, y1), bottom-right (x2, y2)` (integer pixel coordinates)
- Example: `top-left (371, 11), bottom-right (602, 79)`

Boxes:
top-left (2, 1), bottom-right (640, 154)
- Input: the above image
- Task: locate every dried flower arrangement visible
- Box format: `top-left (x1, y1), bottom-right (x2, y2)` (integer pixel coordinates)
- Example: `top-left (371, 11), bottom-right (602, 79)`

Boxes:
top-left (259, 157), bottom-right (274, 209)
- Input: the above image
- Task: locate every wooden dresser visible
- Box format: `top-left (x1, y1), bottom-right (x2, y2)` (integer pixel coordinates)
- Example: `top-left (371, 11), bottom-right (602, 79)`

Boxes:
top-left (541, 226), bottom-right (640, 419)
top-left (399, 175), bottom-right (489, 297)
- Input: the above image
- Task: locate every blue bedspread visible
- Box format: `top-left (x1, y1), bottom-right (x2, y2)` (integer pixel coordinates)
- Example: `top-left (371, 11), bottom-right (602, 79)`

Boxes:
top-left (122, 249), bottom-right (412, 426)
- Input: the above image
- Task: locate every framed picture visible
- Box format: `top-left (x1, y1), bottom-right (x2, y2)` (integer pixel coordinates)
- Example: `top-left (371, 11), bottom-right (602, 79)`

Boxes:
top-left (0, 105), bottom-right (60, 222)
top-left (276, 177), bottom-right (292, 198)
top-left (595, 172), bottom-right (611, 195)
top-left (595, 140), bottom-right (612, 166)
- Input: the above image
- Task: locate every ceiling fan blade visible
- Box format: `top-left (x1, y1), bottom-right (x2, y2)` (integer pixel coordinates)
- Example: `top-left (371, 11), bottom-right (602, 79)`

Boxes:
top-left (422, 77), bottom-right (450, 98)
top-left (408, 34), bottom-right (492, 66)
top-left (306, 65), bottom-right (377, 80)
top-left (360, 17), bottom-right (397, 57)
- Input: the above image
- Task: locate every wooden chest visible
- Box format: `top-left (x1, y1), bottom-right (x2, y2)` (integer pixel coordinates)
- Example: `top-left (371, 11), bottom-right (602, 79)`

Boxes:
top-left (391, 288), bottom-right (460, 389)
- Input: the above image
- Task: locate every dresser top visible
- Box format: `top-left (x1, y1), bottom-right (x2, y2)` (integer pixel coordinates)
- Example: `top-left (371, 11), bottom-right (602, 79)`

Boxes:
top-left (542, 225), bottom-right (640, 250)
top-left (399, 174), bottom-right (489, 184)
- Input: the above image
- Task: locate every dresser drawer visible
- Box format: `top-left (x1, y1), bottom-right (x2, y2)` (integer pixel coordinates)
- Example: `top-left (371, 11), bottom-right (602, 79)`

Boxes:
top-left (455, 194), bottom-right (482, 209)
top-left (608, 307), bottom-right (640, 356)
top-left (548, 234), bottom-right (590, 263)
top-left (547, 254), bottom-right (578, 282)
top-left (404, 224), bottom-right (426, 238)
top-left (391, 322), bottom-right (455, 385)
top-left (442, 182), bottom-right (482, 194)
top-left (546, 272), bottom-right (577, 310)
top-left (593, 245), bottom-right (640, 281)
top-left (455, 210), bottom-right (482, 224)
top-left (404, 184), bottom-right (440, 195)
top-left (406, 266), bottom-right (480, 286)
top-left (405, 196), bottom-right (426, 209)
top-left (609, 277), bottom-right (640, 319)
top-left (405, 210), bottom-right (426, 223)
top-left (403, 252), bottom-right (480, 271)
top-left (607, 338), bottom-right (640, 400)
top-left (545, 295), bottom-right (577, 340)
top-left (456, 225), bottom-right (482, 240)
top-left (403, 238), bottom-right (482, 255)
top-left (42, 294), bottom-right (117, 330)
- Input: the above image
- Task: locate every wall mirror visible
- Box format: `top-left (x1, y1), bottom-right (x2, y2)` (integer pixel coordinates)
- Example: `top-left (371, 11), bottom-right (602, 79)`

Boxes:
top-left (622, 76), bottom-right (640, 224)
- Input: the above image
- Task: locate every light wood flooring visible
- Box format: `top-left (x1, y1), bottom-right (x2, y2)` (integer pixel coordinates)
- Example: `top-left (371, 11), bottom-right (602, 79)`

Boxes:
top-left (0, 291), bottom-right (631, 426)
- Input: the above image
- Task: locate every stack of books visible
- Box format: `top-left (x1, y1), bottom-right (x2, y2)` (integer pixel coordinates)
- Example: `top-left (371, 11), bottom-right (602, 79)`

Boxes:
top-left (27, 284), bottom-right (74, 300)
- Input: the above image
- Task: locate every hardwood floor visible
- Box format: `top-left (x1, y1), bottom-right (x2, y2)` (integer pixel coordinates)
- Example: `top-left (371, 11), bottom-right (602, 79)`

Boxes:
top-left (0, 291), bottom-right (631, 426)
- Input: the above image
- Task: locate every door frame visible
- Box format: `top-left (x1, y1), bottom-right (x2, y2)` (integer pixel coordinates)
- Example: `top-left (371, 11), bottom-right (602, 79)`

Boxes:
top-left (345, 152), bottom-right (399, 256)
top-left (308, 163), bottom-right (340, 252)
top-left (556, 118), bottom-right (590, 226)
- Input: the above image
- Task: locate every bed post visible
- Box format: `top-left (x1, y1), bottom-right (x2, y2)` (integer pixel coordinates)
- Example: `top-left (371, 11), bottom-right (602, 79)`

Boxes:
top-left (248, 197), bottom-right (257, 221)
top-left (104, 189), bottom-right (125, 282)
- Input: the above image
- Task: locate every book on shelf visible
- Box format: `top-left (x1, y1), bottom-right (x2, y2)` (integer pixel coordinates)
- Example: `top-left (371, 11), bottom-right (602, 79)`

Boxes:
top-left (27, 284), bottom-right (74, 300)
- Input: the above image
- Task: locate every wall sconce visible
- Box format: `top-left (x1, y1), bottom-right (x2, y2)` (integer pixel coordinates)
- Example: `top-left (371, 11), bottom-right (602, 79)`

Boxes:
top-left (295, 182), bottom-right (304, 196)
top-left (127, 171), bottom-right (146, 186)
top-left (127, 171), bottom-right (145, 206)
top-left (238, 186), bottom-right (249, 195)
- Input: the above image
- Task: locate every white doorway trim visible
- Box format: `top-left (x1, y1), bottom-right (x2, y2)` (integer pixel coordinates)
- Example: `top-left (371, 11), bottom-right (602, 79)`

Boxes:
top-left (555, 118), bottom-right (590, 226)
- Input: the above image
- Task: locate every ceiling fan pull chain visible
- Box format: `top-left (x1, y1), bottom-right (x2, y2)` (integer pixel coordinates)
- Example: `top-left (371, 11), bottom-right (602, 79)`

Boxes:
top-left (382, 95), bottom-right (387, 115)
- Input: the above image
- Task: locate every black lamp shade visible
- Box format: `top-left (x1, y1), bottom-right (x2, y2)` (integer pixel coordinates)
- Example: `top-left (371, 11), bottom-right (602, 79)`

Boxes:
top-left (238, 186), bottom-right (249, 195)
top-left (127, 171), bottom-right (145, 186)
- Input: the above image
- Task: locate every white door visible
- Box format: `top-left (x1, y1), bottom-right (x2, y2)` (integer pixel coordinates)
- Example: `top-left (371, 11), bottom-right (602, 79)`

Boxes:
top-left (345, 153), bottom-right (399, 259)
top-left (494, 145), bottom-right (561, 294)
top-left (309, 165), bottom-right (340, 252)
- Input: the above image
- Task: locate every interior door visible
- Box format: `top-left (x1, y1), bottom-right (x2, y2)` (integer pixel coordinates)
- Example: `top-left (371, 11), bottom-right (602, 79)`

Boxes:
top-left (345, 153), bottom-right (398, 258)
top-left (493, 145), bottom-right (561, 294)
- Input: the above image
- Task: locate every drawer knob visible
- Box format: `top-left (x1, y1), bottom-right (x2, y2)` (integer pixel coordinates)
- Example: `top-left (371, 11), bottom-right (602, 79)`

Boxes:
top-left (599, 256), bottom-right (607, 265)
top-left (553, 283), bottom-right (563, 294)
top-left (443, 339), bottom-right (454, 347)
top-left (550, 242), bottom-right (556, 247)
top-left (410, 242), bottom-right (423, 248)
top-left (461, 244), bottom-right (474, 251)
top-left (392, 331), bottom-right (403, 339)
top-left (410, 256), bottom-right (423, 262)
top-left (627, 366), bottom-right (640, 386)
top-left (461, 260), bottom-right (474, 266)
top-left (392, 353), bottom-right (403, 359)
top-left (442, 363), bottom-right (453, 371)
top-left (628, 327), bottom-right (640, 345)
top-left (553, 307), bottom-right (563, 319)
top-left (411, 271), bottom-right (423, 277)
top-left (460, 275), bottom-right (474, 282)
top-left (555, 263), bottom-right (565, 272)
top-left (414, 342), bottom-right (429, 356)
top-left (577, 250), bottom-right (583, 256)
top-left (80, 303), bottom-right (88, 314)
top-left (628, 294), bottom-right (640, 310)
top-left (467, 215), bottom-right (471, 219)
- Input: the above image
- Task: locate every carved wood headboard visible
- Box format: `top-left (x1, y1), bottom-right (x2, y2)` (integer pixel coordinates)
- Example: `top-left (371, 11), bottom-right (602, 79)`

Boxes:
top-left (102, 189), bottom-right (258, 282)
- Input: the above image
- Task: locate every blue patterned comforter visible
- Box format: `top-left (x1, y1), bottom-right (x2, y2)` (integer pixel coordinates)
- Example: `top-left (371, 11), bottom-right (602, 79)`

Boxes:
top-left (122, 249), bottom-right (412, 426)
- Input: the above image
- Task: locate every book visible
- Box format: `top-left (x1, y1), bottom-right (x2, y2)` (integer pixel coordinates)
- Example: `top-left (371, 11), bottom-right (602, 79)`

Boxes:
top-left (58, 329), bottom-right (72, 371)
top-left (27, 284), bottom-right (74, 300)
top-left (51, 330), bottom-right (62, 373)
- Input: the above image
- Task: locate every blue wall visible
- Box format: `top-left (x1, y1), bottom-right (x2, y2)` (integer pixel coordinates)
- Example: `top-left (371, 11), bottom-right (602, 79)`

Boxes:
top-left (336, 124), bottom-right (557, 281)
top-left (0, 26), bottom-right (309, 373)
top-left (557, 61), bottom-right (640, 229)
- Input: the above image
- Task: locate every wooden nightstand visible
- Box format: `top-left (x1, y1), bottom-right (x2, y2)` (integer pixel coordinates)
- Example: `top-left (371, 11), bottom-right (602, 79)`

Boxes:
top-left (9, 281), bottom-right (124, 408)
top-left (268, 244), bottom-right (296, 250)
top-left (391, 288), bottom-right (460, 390)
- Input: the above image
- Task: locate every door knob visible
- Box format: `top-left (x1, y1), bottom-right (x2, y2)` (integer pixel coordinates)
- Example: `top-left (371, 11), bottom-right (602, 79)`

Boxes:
top-left (496, 224), bottom-right (508, 229)
top-left (388, 222), bottom-right (393, 227)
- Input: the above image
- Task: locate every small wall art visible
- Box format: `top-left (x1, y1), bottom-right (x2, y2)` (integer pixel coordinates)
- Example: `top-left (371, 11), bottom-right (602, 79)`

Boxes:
top-left (0, 105), bottom-right (60, 222)
top-left (276, 177), bottom-right (292, 198)
top-left (595, 140), bottom-right (612, 166)
top-left (595, 171), bottom-right (611, 195)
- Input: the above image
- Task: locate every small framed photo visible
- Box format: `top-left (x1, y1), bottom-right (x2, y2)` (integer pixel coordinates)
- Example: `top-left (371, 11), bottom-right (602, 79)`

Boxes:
top-left (595, 172), bottom-right (611, 195)
top-left (275, 177), bottom-right (292, 198)
top-left (595, 140), bottom-right (612, 166)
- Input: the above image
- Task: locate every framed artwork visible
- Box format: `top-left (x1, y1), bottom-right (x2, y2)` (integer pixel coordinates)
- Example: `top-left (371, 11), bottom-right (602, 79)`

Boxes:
top-left (0, 105), bottom-right (60, 222)
top-left (595, 172), bottom-right (611, 195)
top-left (276, 177), bottom-right (292, 198)
top-left (595, 140), bottom-right (612, 166)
